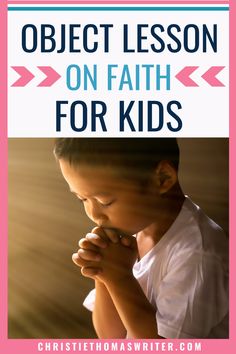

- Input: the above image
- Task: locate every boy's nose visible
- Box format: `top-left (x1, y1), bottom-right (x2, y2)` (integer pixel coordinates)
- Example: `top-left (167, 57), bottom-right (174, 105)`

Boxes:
top-left (93, 214), bottom-right (108, 226)
top-left (87, 204), bottom-right (108, 225)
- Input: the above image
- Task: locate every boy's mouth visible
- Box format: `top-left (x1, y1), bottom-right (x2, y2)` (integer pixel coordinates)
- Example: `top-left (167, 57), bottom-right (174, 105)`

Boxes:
top-left (102, 226), bottom-right (131, 237)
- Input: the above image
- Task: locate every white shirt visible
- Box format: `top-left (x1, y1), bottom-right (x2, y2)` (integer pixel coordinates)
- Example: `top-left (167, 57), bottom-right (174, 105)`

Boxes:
top-left (83, 196), bottom-right (228, 338)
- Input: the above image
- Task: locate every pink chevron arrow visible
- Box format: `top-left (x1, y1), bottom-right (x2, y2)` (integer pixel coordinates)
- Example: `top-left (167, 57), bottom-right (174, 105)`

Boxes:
top-left (37, 66), bottom-right (61, 87)
top-left (175, 66), bottom-right (199, 87)
top-left (201, 66), bottom-right (225, 87)
top-left (11, 66), bottom-right (35, 87)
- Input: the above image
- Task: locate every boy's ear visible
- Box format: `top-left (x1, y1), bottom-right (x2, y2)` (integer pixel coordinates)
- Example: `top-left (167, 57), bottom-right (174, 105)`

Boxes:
top-left (154, 161), bottom-right (178, 194)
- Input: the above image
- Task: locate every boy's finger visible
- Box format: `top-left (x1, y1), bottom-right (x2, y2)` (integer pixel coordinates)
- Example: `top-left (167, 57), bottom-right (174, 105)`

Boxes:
top-left (120, 235), bottom-right (132, 247)
top-left (91, 226), bottom-right (110, 240)
top-left (85, 233), bottom-right (108, 248)
top-left (78, 238), bottom-right (99, 251)
top-left (72, 253), bottom-right (87, 267)
top-left (81, 266), bottom-right (102, 278)
top-left (91, 226), bottom-right (120, 243)
top-left (121, 235), bottom-right (137, 249)
top-left (72, 253), bottom-right (101, 270)
top-left (78, 248), bottom-right (102, 262)
top-left (103, 228), bottom-right (120, 243)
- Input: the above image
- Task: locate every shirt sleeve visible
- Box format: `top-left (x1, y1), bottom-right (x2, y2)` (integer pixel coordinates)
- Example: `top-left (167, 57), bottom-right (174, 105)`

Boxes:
top-left (83, 288), bottom-right (96, 312)
top-left (153, 250), bottom-right (228, 338)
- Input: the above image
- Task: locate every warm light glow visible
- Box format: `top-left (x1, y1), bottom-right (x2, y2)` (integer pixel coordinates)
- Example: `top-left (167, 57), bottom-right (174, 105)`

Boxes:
top-left (8, 138), bottom-right (228, 338)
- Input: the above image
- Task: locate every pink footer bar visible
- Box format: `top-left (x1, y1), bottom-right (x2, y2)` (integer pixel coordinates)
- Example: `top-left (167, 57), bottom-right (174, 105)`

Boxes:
top-left (7, 1), bottom-right (230, 5)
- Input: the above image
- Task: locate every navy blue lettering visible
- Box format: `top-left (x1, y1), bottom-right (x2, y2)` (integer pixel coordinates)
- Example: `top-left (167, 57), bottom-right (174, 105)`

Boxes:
top-left (167, 25), bottom-right (181, 53)
top-left (70, 101), bottom-right (88, 132)
top-left (22, 24), bottom-right (37, 53)
top-left (167, 101), bottom-right (183, 132)
top-left (147, 101), bottom-right (164, 132)
top-left (41, 25), bottom-right (56, 52)
top-left (100, 24), bottom-right (113, 52)
top-left (119, 101), bottom-right (136, 131)
top-left (150, 25), bottom-right (165, 53)
top-left (83, 25), bottom-right (98, 53)
top-left (203, 24), bottom-right (217, 52)
top-left (184, 24), bottom-right (199, 53)
top-left (91, 101), bottom-right (107, 131)
top-left (137, 24), bottom-right (149, 53)
top-left (69, 25), bottom-right (81, 53)
top-left (123, 24), bottom-right (135, 53)
top-left (56, 101), bottom-right (68, 132)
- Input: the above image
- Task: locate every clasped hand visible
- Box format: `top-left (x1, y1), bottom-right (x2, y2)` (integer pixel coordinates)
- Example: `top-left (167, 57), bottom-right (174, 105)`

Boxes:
top-left (72, 227), bottom-right (138, 285)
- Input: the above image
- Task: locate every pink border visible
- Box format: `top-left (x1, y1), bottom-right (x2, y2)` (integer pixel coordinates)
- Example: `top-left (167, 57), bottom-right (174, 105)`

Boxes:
top-left (1, 0), bottom-right (235, 353)
top-left (7, 1), bottom-right (231, 4)
top-left (6, 1), bottom-right (231, 4)
top-left (0, 0), bottom-right (8, 347)
top-left (229, 0), bottom-right (235, 341)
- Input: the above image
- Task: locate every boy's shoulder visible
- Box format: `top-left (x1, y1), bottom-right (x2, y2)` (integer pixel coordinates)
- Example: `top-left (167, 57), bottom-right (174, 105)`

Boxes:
top-left (135, 196), bottom-right (228, 275)
top-left (160, 196), bottom-right (228, 269)
top-left (169, 196), bottom-right (227, 248)
top-left (149, 196), bottom-right (227, 262)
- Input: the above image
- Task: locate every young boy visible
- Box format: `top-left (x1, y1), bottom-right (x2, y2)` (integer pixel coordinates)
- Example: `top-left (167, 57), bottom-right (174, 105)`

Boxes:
top-left (54, 138), bottom-right (228, 339)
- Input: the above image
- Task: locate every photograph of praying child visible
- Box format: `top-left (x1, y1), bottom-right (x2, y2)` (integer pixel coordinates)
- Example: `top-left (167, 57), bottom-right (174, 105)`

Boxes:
top-left (8, 138), bottom-right (228, 339)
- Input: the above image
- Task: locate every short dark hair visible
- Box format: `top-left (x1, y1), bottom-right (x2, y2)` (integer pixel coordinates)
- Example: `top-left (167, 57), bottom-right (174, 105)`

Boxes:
top-left (54, 138), bottom-right (179, 178)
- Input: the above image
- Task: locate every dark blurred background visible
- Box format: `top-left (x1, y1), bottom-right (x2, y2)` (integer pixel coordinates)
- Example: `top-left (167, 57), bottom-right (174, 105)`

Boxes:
top-left (8, 138), bottom-right (228, 339)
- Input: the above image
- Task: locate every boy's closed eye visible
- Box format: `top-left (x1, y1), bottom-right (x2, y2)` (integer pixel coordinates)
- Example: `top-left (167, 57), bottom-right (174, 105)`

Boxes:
top-left (69, 188), bottom-right (116, 207)
top-left (97, 200), bottom-right (115, 207)
top-left (78, 197), bottom-right (116, 207)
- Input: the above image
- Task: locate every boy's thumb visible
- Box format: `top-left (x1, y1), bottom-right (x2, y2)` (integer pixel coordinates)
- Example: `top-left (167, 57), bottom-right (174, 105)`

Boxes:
top-left (120, 235), bottom-right (136, 249)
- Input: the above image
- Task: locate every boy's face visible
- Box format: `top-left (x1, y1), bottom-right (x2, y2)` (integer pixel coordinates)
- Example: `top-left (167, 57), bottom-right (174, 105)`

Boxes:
top-left (59, 159), bottom-right (161, 236)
